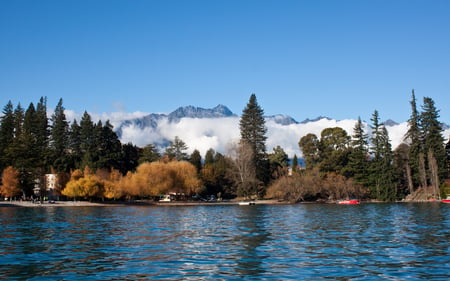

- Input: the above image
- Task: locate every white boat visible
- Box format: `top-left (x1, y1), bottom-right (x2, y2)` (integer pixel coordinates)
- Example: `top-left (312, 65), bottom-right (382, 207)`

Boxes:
top-left (238, 201), bottom-right (256, 205)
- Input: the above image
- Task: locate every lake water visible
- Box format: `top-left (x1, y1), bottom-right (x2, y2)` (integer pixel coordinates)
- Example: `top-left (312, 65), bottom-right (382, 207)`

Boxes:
top-left (1, 203), bottom-right (449, 280)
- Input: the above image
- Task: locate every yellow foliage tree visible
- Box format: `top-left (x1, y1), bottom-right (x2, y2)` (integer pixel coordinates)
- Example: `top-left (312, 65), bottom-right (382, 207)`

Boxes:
top-left (103, 169), bottom-right (124, 200)
top-left (0, 166), bottom-right (21, 199)
top-left (62, 167), bottom-right (104, 200)
top-left (120, 161), bottom-right (203, 198)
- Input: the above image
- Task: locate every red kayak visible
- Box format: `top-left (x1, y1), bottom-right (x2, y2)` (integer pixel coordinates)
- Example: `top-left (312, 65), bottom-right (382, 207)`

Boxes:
top-left (338, 199), bottom-right (360, 204)
top-left (442, 197), bottom-right (450, 203)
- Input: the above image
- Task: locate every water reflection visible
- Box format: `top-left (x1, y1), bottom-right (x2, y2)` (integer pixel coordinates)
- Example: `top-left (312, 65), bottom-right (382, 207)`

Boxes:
top-left (0, 204), bottom-right (449, 280)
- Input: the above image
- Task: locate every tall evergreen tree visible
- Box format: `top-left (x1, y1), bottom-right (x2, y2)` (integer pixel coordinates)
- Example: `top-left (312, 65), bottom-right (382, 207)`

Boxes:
top-left (79, 111), bottom-right (95, 168)
top-left (239, 94), bottom-right (269, 187)
top-left (190, 149), bottom-right (202, 173)
top-left (68, 120), bottom-right (82, 169)
top-left (292, 154), bottom-right (299, 172)
top-left (120, 142), bottom-right (141, 174)
top-left (404, 89), bottom-right (422, 190)
top-left (139, 144), bottom-right (160, 164)
top-left (0, 101), bottom-right (15, 170)
top-left (369, 111), bottom-right (396, 201)
top-left (204, 148), bottom-right (216, 165)
top-left (345, 117), bottom-right (369, 185)
top-left (50, 98), bottom-right (70, 172)
top-left (165, 136), bottom-right (189, 161)
top-left (95, 120), bottom-right (122, 170)
top-left (35, 97), bottom-right (49, 168)
top-left (420, 97), bottom-right (446, 182)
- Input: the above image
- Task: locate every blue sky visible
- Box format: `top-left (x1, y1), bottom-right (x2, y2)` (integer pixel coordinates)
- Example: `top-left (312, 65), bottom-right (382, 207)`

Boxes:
top-left (1, 0), bottom-right (449, 124)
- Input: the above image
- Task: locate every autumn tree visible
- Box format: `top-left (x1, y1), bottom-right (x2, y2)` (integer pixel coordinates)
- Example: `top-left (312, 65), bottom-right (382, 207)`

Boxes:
top-left (0, 166), bottom-right (20, 200)
top-left (62, 166), bottom-right (104, 200)
top-left (228, 142), bottom-right (259, 198)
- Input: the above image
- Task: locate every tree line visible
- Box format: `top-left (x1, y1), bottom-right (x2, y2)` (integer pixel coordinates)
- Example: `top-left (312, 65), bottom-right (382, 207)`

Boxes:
top-left (268, 90), bottom-right (450, 202)
top-left (1, 92), bottom-right (449, 202)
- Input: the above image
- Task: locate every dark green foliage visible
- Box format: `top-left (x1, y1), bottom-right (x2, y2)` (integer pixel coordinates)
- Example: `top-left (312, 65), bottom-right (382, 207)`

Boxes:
top-left (201, 150), bottom-right (235, 198)
top-left (420, 97), bottom-right (446, 182)
top-left (120, 143), bottom-right (141, 174)
top-left (298, 133), bottom-right (320, 169)
top-left (50, 98), bottom-right (70, 172)
top-left (139, 144), bottom-right (160, 164)
top-left (239, 94), bottom-right (269, 186)
top-left (204, 148), bottom-right (215, 165)
top-left (292, 154), bottom-right (299, 171)
top-left (268, 145), bottom-right (289, 179)
top-left (318, 127), bottom-right (351, 174)
top-left (165, 136), bottom-right (189, 161)
top-left (190, 149), bottom-right (202, 173)
top-left (405, 89), bottom-right (422, 189)
top-left (369, 111), bottom-right (397, 201)
top-left (345, 117), bottom-right (369, 185)
top-left (0, 101), bottom-right (15, 170)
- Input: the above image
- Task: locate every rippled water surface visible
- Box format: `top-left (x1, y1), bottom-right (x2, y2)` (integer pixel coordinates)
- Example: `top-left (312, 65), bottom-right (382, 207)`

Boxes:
top-left (1, 203), bottom-right (449, 280)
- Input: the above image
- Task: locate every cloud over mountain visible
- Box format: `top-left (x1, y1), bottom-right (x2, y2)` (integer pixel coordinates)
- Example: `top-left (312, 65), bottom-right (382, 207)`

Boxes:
top-left (104, 105), bottom-right (450, 158)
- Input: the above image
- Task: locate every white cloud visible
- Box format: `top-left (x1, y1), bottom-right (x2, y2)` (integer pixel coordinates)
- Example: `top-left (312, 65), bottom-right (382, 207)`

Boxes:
top-left (66, 111), bottom-right (450, 159)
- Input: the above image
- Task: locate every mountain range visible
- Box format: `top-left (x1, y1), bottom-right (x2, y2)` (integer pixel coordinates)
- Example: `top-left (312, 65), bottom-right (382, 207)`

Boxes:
top-left (114, 105), bottom-right (450, 158)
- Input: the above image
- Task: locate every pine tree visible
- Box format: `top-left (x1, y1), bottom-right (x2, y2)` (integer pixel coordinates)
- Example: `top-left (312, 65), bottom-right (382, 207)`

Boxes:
top-left (189, 149), bottom-right (202, 173)
top-left (79, 111), bottom-right (95, 168)
top-left (165, 136), bottom-right (189, 161)
top-left (0, 101), bottom-right (15, 170)
top-left (50, 98), bottom-right (70, 172)
top-left (420, 97), bottom-right (446, 183)
top-left (204, 148), bottom-right (215, 165)
top-left (292, 154), bottom-right (299, 172)
top-left (239, 94), bottom-right (269, 188)
top-left (68, 120), bottom-right (82, 169)
top-left (120, 142), bottom-right (141, 174)
top-left (404, 89), bottom-right (422, 190)
top-left (346, 117), bottom-right (369, 185)
top-left (139, 144), bottom-right (160, 164)
top-left (35, 97), bottom-right (49, 168)
top-left (369, 111), bottom-right (396, 201)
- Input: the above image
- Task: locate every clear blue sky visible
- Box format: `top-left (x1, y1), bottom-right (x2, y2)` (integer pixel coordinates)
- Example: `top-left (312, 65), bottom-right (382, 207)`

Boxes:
top-left (1, 0), bottom-right (449, 123)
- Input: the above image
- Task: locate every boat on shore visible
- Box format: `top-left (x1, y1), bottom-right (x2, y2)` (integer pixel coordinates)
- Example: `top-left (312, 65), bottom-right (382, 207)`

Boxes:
top-left (337, 199), bottom-right (360, 205)
top-left (238, 201), bottom-right (256, 205)
top-left (442, 197), bottom-right (450, 203)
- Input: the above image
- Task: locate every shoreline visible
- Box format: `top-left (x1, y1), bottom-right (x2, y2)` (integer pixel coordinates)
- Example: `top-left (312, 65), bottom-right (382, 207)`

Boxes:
top-left (0, 199), bottom-right (445, 208)
top-left (0, 199), bottom-right (288, 208)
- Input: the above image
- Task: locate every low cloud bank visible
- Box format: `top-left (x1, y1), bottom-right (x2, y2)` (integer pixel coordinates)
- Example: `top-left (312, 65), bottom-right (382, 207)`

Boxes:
top-left (117, 114), bottom-right (450, 158)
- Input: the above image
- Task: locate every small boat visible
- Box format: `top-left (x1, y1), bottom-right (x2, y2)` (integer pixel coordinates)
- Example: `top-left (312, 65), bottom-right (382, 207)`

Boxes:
top-left (338, 199), bottom-right (360, 205)
top-left (238, 201), bottom-right (256, 206)
top-left (441, 197), bottom-right (450, 203)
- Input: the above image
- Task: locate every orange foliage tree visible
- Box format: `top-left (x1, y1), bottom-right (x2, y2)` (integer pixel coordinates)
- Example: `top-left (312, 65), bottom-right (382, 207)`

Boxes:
top-left (0, 166), bottom-right (21, 200)
top-left (121, 161), bottom-right (202, 198)
top-left (62, 166), bottom-right (104, 200)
